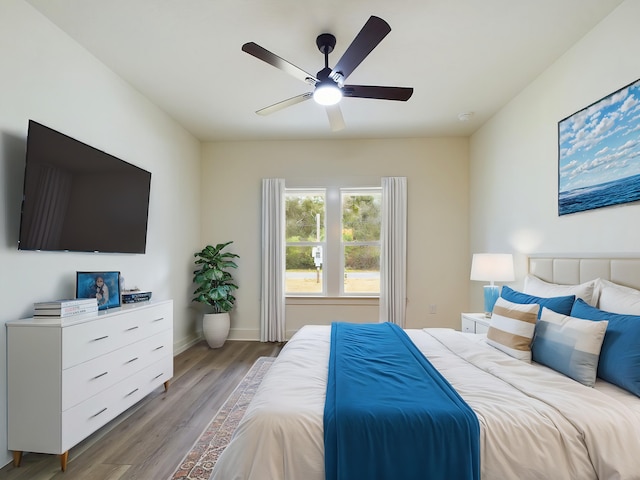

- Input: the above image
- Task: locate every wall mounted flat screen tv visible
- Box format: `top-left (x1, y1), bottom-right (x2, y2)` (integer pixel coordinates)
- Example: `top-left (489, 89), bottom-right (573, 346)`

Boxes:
top-left (18, 120), bottom-right (152, 253)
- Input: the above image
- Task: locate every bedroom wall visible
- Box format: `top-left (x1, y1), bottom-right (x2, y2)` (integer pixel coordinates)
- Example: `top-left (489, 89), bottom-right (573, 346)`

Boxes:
top-left (0, 0), bottom-right (202, 465)
top-left (201, 138), bottom-right (469, 340)
top-left (468, 0), bottom-right (640, 311)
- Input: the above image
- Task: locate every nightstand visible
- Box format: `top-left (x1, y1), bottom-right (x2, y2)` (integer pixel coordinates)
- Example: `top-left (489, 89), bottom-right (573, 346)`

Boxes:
top-left (460, 313), bottom-right (491, 334)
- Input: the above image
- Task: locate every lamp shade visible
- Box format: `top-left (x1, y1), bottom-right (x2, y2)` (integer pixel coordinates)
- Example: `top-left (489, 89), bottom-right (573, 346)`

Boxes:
top-left (470, 253), bottom-right (515, 283)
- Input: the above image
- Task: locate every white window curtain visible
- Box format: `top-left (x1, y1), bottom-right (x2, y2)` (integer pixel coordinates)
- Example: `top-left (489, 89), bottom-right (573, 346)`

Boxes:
top-left (379, 177), bottom-right (407, 327)
top-left (260, 178), bottom-right (286, 342)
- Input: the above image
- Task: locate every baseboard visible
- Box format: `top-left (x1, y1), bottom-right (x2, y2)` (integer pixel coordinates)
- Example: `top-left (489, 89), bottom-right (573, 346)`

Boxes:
top-left (227, 328), bottom-right (260, 341)
top-left (227, 328), bottom-right (298, 341)
top-left (173, 333), bottom-right (202, 354)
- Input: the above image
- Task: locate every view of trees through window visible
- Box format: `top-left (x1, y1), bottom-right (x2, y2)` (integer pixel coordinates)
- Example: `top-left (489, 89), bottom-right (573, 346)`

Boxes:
top-left (285, 191), bottom-right (325, 293)
top-left (342, 191), bottom-right (381, 294)
top-left (285, 188), bottom-right (380, 295)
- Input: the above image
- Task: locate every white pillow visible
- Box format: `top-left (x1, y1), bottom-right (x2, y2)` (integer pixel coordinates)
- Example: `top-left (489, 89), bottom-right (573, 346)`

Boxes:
top-left (596, 278), bottom-right (640, 315)
top-left (486, 297), bottom-right (539, 362)
top-left (523, 274), bottom-right (598, 306)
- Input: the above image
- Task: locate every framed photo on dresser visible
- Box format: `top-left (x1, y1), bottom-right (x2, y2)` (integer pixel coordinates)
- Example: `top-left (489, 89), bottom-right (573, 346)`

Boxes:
top-left (76, 271), bottom-right (121, 310)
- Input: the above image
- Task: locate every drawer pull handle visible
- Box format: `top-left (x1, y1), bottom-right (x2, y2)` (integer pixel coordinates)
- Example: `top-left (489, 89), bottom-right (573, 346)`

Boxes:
top-left (152, 317), bottom-right (164, 322)
top-left (91, 408), bottom-right (107, 418)
top-left (91, 335), bottom-right (109, 342)
top-left (125, 357), bottom-right (139, 364)
top-left (153, 345), bottom-right (164, 351)
top-left (125, 388), bottom-right (139, 397)
top-left (153, 373), bottom-right (163, 380)
top-left (125, 326), bottom-right (139, 331)
top-left (93, 371), bottom-right (108, 380)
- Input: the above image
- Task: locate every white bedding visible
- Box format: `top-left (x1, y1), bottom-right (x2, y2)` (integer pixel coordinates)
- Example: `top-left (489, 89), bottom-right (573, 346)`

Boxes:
top-left (211, 326), bottom-right (640, 480)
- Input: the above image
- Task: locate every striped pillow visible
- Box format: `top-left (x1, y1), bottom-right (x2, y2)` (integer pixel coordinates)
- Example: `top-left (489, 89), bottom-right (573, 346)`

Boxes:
top-left (532, 308), bottom-right (608, 387)
top-left (486, 297), bottom-right (539, 362)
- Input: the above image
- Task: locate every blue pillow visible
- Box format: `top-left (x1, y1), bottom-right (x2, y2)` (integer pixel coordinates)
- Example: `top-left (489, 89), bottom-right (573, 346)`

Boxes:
top-left (500, 286), bottom-right (575, 318)
top-left (570, 298), bottom-right (640, 396)
top-left (531, 308), bottom-right (608, 387)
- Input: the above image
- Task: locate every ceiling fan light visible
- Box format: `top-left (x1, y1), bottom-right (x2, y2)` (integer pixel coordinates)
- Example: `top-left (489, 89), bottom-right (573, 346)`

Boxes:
top-left (313, 83), bottom-right (342, 106)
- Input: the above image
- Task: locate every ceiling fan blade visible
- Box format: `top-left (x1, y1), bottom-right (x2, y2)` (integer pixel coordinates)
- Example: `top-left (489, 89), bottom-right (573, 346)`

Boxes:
top-left (242, 42), bottom-right (318, 85)
top-left (325, 104), bottom-right (345, 132)
top-left (342, 85), bottom-right (413, 101)
top-left (256, 92), bottom-right (313, 116)
top-left (330, 16), bottom-right (391, 84)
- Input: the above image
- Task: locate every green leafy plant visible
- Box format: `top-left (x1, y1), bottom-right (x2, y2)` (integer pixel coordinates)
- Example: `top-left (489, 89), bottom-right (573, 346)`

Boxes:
top-left (192, 241), bottom-right (239, 313)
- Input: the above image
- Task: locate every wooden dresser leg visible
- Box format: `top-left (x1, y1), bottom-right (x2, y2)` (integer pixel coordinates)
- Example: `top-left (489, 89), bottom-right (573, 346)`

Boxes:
top-left (163, 380), bottom-right (169, 391)
top-left (12, 451), bottom-right (22, 467)
top-left (60, 451), bottom-right (69, 471)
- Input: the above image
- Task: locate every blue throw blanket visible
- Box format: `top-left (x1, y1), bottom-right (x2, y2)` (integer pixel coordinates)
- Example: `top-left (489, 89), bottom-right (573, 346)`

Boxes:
top-left (324, 322), bottom-right (480, 480)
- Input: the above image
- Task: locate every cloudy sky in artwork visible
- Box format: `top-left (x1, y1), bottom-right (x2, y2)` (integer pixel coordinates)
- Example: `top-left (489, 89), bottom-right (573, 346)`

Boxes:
top-left (559, 79), bottom-right (640, 193)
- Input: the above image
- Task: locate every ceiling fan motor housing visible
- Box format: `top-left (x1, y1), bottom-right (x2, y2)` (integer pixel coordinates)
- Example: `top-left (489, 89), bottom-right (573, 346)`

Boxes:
top-left (316, 33), bottom-right (336, 54)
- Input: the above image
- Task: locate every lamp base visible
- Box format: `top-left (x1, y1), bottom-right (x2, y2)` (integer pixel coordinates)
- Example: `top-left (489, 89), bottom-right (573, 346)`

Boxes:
top-left (483, 285), bottom-right (500, 317)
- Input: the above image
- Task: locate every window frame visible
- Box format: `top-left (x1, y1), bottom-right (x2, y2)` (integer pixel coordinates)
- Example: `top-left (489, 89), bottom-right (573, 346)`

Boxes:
top-left (284, 185), bottom-right (381, 298)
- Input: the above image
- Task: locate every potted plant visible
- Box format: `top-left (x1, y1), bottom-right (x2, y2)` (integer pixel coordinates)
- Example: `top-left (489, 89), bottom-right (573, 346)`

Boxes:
top-left (192, 241), bottom-right (239, 348)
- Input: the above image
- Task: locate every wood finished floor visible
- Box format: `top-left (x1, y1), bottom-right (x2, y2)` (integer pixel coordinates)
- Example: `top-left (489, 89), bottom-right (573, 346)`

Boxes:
top-left (0, 340), bottom-right (283, 480)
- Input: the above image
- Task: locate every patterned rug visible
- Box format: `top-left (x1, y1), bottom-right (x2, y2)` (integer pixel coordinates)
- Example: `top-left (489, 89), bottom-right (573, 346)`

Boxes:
top-left (170, 356), bottom-right (275, 480)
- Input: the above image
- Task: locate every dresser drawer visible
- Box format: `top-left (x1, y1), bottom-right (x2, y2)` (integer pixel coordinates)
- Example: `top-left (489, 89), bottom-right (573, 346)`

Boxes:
top-left (62, 318), bottom-right (119, 368)
top-left (62, 303), bottom-right (172, 368)
top-left (61, 354), bottom-right (173, 452)
top-left (130, 302), bottom-right (172, 336)
top-left (62, 328), bottom-right (172, 410)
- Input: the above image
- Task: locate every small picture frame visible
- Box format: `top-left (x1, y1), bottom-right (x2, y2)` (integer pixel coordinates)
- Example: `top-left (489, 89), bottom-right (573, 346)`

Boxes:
top-left (76, 271), bottom-right (121, 310)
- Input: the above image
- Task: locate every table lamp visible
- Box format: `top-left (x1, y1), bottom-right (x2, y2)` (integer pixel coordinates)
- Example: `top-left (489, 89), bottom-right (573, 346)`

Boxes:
top-left (470, 253), bottom-right (515, 317)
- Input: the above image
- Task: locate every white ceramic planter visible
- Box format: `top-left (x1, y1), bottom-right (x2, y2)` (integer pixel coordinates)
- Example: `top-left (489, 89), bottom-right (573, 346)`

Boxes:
top-left (202, 312), bottom-right (230, 348)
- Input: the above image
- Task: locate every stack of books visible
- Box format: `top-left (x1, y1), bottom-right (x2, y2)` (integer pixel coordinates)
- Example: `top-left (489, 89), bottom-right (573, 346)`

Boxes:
top-left (33, 298), bottom-right (99, 319)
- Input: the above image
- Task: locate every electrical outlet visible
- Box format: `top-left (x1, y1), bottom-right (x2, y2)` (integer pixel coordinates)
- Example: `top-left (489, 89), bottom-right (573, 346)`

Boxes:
top-left (429, 304), bottom-right (437, 314)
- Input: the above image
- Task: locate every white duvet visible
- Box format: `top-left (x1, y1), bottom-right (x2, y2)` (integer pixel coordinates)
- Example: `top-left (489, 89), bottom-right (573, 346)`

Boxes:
top-left (211, 326), bottom-right (640, 480)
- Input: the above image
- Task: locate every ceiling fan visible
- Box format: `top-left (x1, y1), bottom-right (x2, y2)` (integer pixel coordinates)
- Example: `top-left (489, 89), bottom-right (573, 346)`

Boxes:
top-left (242, 16), bottom-right (414, 131)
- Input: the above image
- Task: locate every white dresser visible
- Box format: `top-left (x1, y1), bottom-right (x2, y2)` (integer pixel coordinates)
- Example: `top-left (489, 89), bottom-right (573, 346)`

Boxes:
top-left (7, 300), bottom-right (173, 471)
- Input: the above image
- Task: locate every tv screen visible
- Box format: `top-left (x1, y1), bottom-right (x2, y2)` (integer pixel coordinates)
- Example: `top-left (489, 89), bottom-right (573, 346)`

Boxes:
top-left (18, 120), bottom-right (151, 253)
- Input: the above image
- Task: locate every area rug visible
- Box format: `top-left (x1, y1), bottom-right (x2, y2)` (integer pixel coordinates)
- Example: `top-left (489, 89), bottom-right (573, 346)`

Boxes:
top-left (170, 356), bottom-right (275, 480)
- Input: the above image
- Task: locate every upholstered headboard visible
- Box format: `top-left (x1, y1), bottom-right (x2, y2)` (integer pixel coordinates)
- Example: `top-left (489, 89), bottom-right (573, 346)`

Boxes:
top-left (528, 255), bottom-right (640, 291)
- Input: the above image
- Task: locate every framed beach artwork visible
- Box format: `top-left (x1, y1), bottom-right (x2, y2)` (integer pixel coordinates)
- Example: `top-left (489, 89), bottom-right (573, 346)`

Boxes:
top-left (76, 271), bottom-right (121, 310)
top-left (558, 78), bottom-right (640, 215)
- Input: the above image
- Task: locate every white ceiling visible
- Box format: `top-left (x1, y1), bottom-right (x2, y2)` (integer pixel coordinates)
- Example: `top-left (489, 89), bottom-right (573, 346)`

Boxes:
top-left (25, 0), bottom-right (623, 142)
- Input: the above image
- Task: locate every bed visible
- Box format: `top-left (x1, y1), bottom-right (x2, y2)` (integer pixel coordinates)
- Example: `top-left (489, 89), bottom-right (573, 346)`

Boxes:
top-left (211, 256), bottom-right (640, 480)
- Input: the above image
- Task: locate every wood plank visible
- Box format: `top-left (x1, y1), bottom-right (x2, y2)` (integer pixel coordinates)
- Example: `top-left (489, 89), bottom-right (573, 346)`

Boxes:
top-left (0, 340), bottom-right (283, 479)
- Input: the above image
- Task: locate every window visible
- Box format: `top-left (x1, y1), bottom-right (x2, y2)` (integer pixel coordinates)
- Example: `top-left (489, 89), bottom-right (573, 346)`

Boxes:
top-left (342, 189), bottom-right (381, 295)
top-left (285, 187), bottom-right (381, 296)
top-left (285, 189), bottom-right (325, 294)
